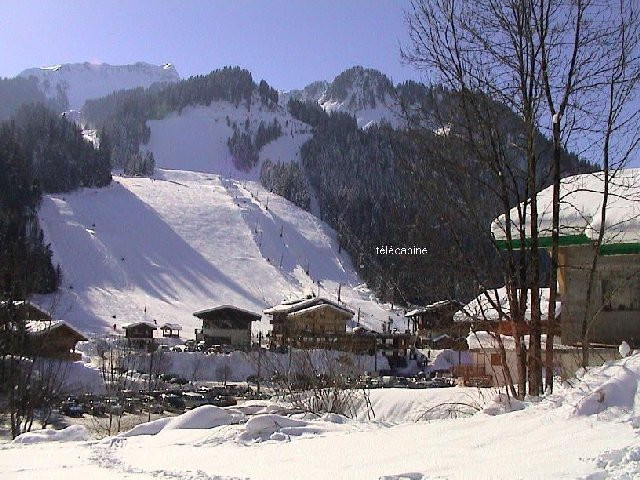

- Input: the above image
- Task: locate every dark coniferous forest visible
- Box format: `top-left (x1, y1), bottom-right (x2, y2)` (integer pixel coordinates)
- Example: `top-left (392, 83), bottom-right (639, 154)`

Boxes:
top-left (0, 104), bottom-right (112, 296)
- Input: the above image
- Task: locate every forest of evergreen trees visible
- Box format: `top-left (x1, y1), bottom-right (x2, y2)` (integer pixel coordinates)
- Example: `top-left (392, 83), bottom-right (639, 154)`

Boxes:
top-left (287, 90), bottom-right (596, 305)
top-left (260, 159), bottom-right (311, 211)
top-left (228, 118), bottom-right (283, 171)
top-left (0, 76), bottom-right (68, 121)
top-left (0, 104), bottom-right (112, 297)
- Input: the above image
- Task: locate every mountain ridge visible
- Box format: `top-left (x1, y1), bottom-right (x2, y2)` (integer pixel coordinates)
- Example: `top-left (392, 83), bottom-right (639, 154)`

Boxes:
top-left (18, 61), bottom-right (180, 111)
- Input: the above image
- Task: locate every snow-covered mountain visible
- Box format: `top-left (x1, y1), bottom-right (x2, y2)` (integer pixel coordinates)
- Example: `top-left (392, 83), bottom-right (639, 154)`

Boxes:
top-left (35, 169), bottom-right (403, 337)
top-left (20, 62), bottom-right (413, 336)
top-left (280, 80), bottom-right (330, 105)
top-left (18, 61), bottom-right (179, 111)
top-left (285, 67), bottom-right (406, 129)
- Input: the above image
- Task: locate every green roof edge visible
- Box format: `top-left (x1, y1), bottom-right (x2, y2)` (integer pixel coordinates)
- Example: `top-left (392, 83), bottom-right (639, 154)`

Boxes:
top-left (495, 235), bottom-right (640, 256)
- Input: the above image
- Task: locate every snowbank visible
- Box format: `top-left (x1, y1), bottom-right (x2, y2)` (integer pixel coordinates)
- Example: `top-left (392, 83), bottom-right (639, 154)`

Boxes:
top-left (120, 417), bottom-right (173, 437)
top-left (6, 351), bottom-right (640, 480)
top-left (13, 425), bottom-right (88, 444)
top-left (481, 393), bottom-right (525, 416)
top-left (239, 414), bottom-right (313, 442)
top-left (559, 353), bottom-right (640, 422)
top-left (162, 405), bottom-right (238, 431)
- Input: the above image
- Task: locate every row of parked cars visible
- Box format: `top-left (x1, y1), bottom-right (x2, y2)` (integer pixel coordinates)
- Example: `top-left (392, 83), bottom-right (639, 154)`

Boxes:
top-left (160, 340), bottom-right (234, 354)
top-left (366, 375), bottom-right (455, 389)
top-left (58, 385), bottom-right (248, 418)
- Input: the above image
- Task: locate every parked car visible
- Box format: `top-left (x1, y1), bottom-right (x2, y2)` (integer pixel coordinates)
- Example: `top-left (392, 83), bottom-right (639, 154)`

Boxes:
top-left (465, 376), bottom-right (492, 388)
top-left (169, 376), bottom-right (188, 385)
top-left (144, 403), bottom-right (164, 414)
top-left (207, 345), bottom-right (224, 354)
top-left (395, 377), bottom-right (410, 388)
top-left (211, 395), bottom-right (237, 407)
top-left (426, 377), bottom-right (455, 388)
top-left (162, 393), bottom-right (186, 413)
top-left (124, 397), bottom-right (143, 413)
top-left (182, 392), bottom-right (208, 409)
top-left (60, 397), bottom-right (85, 417)
top-left (105, 398), bottom-right (123, 415)
top-left (89, 401), bottom-right (106, 416)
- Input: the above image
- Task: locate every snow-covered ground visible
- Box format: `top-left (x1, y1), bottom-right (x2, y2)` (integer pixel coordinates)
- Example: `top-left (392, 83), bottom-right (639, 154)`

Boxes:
top-left (144, 101), bottom-right (312, 180)
top-left (3, 351), bottom-right (640, 479)
top-left (35, 168), bottom-right (403, 337)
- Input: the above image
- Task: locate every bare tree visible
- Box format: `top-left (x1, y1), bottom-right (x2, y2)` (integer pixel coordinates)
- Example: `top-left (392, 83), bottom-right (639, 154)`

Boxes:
top-left (263, 349), bottom-right (375, 419)
top-left (403, 0), bottom-right (640, 396)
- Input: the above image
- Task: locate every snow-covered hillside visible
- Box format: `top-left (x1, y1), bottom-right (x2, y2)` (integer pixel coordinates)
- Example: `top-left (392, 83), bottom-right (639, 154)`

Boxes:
top-left (319, 67), bottom-right (405, 129)
top-left (279, 80), bottom-right (330, 105)
top-left (19, 61), bottom-right (179, 111)
top-left (35, 169), bottom-right (403, 337)
top-left (285, 67), bottom-right (406, 129)
top-left (143, 98), bottom-right (312, 180)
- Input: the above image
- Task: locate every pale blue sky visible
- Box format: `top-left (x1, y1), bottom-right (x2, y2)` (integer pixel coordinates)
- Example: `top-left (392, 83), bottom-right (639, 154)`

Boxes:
top-left (1, 0), bottom-right (418, 90)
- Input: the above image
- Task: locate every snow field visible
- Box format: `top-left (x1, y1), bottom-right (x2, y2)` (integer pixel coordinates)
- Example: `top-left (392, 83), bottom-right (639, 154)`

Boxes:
top-left (144, 101), bottom-right (312, 180)
top-left (36, 168), bottom-right (403, 338)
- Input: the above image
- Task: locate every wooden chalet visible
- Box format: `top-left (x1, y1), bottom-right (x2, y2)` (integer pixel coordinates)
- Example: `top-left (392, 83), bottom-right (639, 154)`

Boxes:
top-left (1, 301), bottom-right (86, 360)
top-left (376, 331), bottom-right (414, 368)
top-left (122, 321), bottom-right (157, 350)
top-left (405, 299), bottom-right (465, 348)
top-left (193, 305), bottom-right (260, 350)
top-left (160, 323), bottom-right (182, 338)
top-left (264, 297), bottom-right (354, 350)
top-left (26, 320), bottom-right (88, 361)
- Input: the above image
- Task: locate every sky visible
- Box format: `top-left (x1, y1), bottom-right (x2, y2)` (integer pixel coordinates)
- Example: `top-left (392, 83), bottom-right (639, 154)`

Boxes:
top-left (0, 0), bottom-right (420, 90)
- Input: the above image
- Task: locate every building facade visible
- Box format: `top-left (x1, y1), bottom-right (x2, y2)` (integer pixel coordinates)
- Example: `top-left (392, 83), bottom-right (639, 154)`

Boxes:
top-left (193, 305), bottom-right (260, 349)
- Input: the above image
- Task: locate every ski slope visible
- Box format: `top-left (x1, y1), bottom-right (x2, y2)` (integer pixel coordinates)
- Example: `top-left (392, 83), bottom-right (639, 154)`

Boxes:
top-left (143, 100), bottom-right (312, 180)
top-left (36, 169), bottom-right (403, 337)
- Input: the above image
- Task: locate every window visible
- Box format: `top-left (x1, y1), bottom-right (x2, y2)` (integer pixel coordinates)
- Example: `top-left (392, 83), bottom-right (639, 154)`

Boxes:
top-left (490, 353), bottom-right (502, 366)
top-left (601, 277), bottom-right (640, 312)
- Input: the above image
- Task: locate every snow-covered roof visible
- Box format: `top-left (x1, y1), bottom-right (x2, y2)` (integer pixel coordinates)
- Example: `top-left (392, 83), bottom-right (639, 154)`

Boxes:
top-left (26, 320), bottom-right (88, 341)
top-left (492, 169), bottom-right (640, 248)
top-left (405, 300), bottom-right (463, 317)
top-left (453, 287), bottom-right (561, 323)
top-left (466, 330), bottom-right (573, 351)
top-left (264, 297), bottom-right (354, 316)
top-left (160, 323), bottom-right (182, 330)
top-left (288, 302), bottom-right (354, 318)
top-left (193, 305), bottom-right (261, 320)
top-left (121, 321), bottom-right (157, 330)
